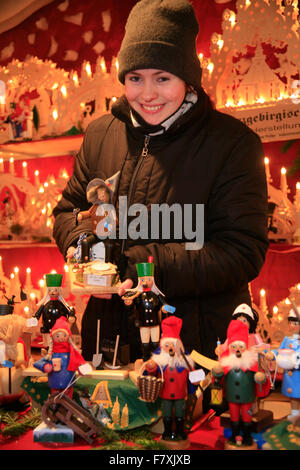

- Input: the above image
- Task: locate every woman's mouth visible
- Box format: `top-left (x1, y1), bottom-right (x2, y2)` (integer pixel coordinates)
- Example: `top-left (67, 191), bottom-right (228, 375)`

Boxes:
top-left (140, 104), bottom-right (164, 113)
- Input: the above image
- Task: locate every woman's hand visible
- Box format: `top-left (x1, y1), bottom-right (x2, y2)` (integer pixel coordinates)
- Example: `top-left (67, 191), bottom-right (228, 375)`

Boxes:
top-left (93, 278), bottom-right (133, 300)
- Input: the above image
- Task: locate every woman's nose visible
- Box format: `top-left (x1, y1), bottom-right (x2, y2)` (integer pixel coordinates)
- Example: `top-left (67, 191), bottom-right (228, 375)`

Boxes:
top-left (140, 81), bottom-right (158, 101)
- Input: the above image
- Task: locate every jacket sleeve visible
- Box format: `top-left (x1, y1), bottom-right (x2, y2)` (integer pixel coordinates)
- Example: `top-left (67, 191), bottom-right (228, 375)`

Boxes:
top-left (123, 131), bottom-right (269, 299)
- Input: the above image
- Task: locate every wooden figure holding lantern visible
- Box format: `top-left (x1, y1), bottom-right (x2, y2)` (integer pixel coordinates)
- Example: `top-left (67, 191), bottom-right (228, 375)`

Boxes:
top-left (121, 256), bottom-right (175, 362)
top-left (212, 320), bottom-right (270, 450)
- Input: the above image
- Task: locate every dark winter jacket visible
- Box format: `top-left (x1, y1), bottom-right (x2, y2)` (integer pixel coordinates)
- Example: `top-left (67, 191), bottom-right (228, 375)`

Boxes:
top-left (53, 90), bottom-right (268, 361)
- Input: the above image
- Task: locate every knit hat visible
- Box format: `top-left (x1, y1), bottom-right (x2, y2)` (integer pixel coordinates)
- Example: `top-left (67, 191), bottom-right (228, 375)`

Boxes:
top-left (117, 0), bottom-right (202, 90)
top-left (50, 317), bottom-right (71, 337)
top-left (227, 320), bottom-right (249, 347)
top-left (161, 315), bottom-right (182, 340)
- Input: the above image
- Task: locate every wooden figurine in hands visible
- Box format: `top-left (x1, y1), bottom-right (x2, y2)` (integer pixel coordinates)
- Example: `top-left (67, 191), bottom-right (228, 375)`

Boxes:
top-left (212, 320), bottom-right (270, 449)
top-left (144, 316), bottom-right (201, 449)
top-left (265, 303), bottom-right (300, 421)
top-left (33, 273), bottom-right (76, 339)
top-left (72, 173), bottom-right (119, 264)
top-left (121, 256), bottom-right (175, 361)
top-left (33, 317), bottom-right (92, 399)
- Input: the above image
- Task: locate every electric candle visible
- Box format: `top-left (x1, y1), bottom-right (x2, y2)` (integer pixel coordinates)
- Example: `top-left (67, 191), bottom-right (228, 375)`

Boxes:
top-left (9, 157), bottom-right (15, 175)
top-left (22, 161), bottom-right (28, 179)
top-left (0, 158), bottom-right (3, 172)
top-left (34, 170), bottom-right (40, 186)
top-left (280, 167), bottom-right (288, 196)
top-left (264, 157), bottom-right (271, 183)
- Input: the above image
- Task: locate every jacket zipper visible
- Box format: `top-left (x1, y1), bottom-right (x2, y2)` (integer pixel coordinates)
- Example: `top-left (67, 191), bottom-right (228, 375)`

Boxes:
top-left (120, 134), bottom-right (150, 256)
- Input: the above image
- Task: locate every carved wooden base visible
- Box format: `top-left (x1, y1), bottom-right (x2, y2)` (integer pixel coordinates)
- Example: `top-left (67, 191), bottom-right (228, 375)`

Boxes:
top-left (225, 440), bottom-right (258, 451)
top-left (159, 437), bottom-right (190, 450)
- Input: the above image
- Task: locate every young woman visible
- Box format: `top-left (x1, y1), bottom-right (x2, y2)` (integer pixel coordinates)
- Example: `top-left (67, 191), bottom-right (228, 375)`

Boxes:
top-left (53, 0), bottom-right (268, 366)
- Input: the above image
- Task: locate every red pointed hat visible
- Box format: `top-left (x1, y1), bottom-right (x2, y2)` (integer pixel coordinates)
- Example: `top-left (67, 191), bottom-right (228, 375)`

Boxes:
top-left (161, 316), bottom-right (182, 340)
top-left (227, 319), bottom-right (249, 347)
top-left (50, 316), bottom-right (71, 337)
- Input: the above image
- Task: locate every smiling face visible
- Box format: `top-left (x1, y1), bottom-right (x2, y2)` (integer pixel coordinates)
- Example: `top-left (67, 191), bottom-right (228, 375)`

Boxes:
top-left (125, 69), bottom-right (187, 126)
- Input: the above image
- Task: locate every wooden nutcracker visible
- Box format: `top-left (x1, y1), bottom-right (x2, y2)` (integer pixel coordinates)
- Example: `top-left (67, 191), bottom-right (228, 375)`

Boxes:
top-left (33, 273), bottom-right (76, 346)
top-left (121, 256), bottom-right (175, 361)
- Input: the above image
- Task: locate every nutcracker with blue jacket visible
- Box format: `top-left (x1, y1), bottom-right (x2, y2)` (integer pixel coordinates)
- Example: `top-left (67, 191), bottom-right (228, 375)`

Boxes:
top-left (33, 316), bottom-right (92, 399)
top-left (121, 256), bottom-right (175, 361)
top-left (265, 302), bottom-right (300, 421)
top-left (33, 273), bottom-right (76, 342)
top-left (145, 316), bottom-right (201, 447)
top-left (212, 320), bottom-right (270, 449)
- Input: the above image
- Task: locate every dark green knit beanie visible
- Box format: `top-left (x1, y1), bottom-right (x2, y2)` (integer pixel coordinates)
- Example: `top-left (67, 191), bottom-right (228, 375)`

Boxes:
top-left (117, 0), bottom-right (202, 90)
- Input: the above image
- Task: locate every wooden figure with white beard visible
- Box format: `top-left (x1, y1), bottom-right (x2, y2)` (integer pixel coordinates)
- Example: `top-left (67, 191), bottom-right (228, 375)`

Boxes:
top-left (212, 320), bottom-right (270, 450)
top-left (144, 315), bottom-right (202, 450)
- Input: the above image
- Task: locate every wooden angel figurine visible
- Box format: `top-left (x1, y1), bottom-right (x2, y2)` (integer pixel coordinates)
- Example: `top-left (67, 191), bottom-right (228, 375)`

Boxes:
top-left (121, 256), bottom-right (175, 361)
top-left (0, 306), bottom-right (37, 404)
top-left (212, 320), bottom-right (270, 449)
top-left (73, 172), bottom-right (119, 264)
top-left (33, 316), bottom-right (92, 398)
top-left (265, 303), bottom-right (300, 421)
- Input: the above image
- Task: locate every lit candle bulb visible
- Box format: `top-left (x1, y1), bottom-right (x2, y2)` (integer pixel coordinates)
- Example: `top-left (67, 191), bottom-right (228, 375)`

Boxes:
top-left (22, 161), bottom-right (28, 179)
top-left (34, 170), bottom-right (40, 186)
top-left (25, 267), bottom-right (33, 290)
top-left (280, 167), bottom-right (289, 196)
top-left (9, 157), bottom-right (15, 175)
top-left (0, 158), bottom-right (4, 172)
top-left (264, 157), bottom-right (271, 183)
top-left (259, 288), bottom-right (268, 313)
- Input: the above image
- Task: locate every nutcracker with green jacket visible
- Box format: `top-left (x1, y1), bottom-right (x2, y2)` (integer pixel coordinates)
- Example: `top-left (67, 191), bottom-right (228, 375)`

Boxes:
top-left (212, 320), bottom-right (270, 448)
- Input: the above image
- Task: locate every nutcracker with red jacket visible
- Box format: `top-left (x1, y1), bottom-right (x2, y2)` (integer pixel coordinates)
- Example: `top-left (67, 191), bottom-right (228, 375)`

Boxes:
top-left (122, 257), bottom-right (176, 362)
top-left (144, 315), bottom-right (200, 447)
top-left (33, 317), bottom-right (92, 399)
top-left (212, 320), bottom-right (270, 449)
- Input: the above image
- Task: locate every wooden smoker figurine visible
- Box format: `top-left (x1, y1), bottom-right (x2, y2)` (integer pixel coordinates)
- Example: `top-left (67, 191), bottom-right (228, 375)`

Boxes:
top-left (73, 172), bottom-right (119, 264)
top-left (212, 320), bottom-right (270, 450)
top-left (33, 316), bottom-right (92, 398)
top-left (265, 301), bottom-right (300, 421)
top-left (121, 256), bottom-right (175, 361)
top-left (144, 315), bottom-right (202, 450)
top-left (33, 273), bottom-right (76, 343)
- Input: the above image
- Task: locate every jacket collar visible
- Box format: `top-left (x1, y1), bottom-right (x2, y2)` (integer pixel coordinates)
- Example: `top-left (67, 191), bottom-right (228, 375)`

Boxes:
top-left (111, 88), bottom-right (213, 140)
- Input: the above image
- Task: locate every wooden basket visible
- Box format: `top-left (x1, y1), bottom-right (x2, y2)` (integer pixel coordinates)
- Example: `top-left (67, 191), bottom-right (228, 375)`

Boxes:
top-left (137, 362), bottom-right (164, 403)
